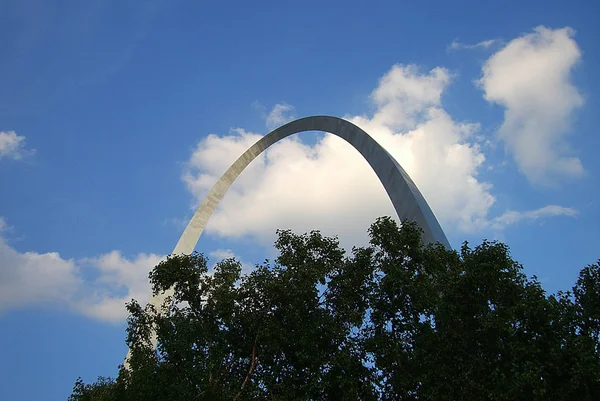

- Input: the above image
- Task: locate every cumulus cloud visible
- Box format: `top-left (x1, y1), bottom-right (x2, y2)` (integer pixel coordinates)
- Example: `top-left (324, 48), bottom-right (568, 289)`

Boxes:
top-left (0, 131), bottom-right (35, 160)
top-left (265, 103), bottom-right (296, 131)
top-left (0, 223), bottom-right (163, 323)
top-left (0, 220), bottom-right (262, 322)
top-left (0, 238), bottom-right (84, 312)
top-left (76, 252), bottom-right (164, 322)
top-left (369, 65), bottom-right (452, 129)
top-left (0, 224), bottom-right (258, 322)
top-left (478, 26), bottom-right (584, 184)
top-left (448, 39), bottom-right (500, 52)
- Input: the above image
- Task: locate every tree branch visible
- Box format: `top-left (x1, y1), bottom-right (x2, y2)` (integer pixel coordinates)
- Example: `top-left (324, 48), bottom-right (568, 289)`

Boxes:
top-left (235, 335), bottom-right (258, 400)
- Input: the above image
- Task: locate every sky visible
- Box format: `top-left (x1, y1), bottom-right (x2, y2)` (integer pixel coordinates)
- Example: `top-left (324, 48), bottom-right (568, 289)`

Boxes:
top-left (0, 0), bottom-right (599, 399)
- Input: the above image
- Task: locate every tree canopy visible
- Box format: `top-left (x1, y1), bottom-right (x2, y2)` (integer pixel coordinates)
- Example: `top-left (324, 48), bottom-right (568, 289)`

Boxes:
top-left (69, 217), bottom-right (600, 400)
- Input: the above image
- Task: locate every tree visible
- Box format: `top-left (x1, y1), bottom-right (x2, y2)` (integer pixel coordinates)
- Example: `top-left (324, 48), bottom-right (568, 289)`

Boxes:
top-left (70, 217), bottom-right (600, 400)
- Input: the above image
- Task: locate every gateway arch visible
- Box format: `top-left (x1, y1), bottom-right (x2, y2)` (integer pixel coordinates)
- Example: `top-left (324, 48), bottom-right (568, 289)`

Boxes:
top-left (171, 115), bottom-right (450, 256)
top-left (126, 115), bottom-right (450, 365)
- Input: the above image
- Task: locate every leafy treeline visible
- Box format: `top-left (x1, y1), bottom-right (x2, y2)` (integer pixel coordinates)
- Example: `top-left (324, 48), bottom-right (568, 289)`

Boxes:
top-left (70, 218), bottom-right (600, 400)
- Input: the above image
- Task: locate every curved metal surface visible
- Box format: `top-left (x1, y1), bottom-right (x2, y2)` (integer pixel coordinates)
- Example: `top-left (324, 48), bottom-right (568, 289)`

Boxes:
top-left (125, 115), bottom-right (450, 366)
top-left (172, 115), bottom-right (450, 255)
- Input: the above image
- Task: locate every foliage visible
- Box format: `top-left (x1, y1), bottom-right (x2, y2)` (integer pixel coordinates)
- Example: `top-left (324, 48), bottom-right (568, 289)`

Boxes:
top-left (70, 218), bottom-right (600, 400)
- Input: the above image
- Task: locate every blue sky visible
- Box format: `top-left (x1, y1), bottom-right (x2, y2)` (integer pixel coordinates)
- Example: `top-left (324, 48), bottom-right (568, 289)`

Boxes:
top-left (1, 0), bottom-right (599, 399)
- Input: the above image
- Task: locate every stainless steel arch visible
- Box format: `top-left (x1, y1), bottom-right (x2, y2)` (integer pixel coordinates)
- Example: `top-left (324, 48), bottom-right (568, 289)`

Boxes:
top-left (172, 115), bottom-right (450, 256)
top-left (125, 115), bottom-right (450, 366)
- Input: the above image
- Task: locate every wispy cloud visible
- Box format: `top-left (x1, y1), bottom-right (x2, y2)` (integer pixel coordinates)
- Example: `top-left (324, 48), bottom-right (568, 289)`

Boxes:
top-left (448, 39), bottom-right (500, 52)
top-left (0, 217), bottom-right (9, 233)
top-left (489, 205), bottom-right (578, 231)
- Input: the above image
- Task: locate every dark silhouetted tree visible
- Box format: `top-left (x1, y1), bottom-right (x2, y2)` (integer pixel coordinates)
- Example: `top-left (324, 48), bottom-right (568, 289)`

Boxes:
top-left (70, 218), bottom-right (600, 400)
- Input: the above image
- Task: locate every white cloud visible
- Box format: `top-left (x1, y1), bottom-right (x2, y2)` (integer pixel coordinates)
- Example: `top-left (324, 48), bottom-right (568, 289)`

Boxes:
top-left (76, 251), bottom-right (164, 322)
top-left (0, 226), bottom-right (163, 323)
top-left (0, 131), bottom-right (35, 160)
top-left (448, 39), bottom-right (500, 52)
top-left (0, 223), bottom-right (259, 322)
top-left (0, 238), bottom-right (84, 312)
top-left (478, 26), bottom-right (584, 184)
top-left (209, 249), bottom-right (254, 275)
top-left (370, 65), bottom-right (451, 130)
top-left (0, 222), bottom-right (259, 323)
top-left (265, 103), bottom-right (296, 131)
top-left (183, 64), bottom-right (498, 248)
top-left (209, 249), bottom-right (236, 261)
top-left (489, 205), bottom-right (577, 231)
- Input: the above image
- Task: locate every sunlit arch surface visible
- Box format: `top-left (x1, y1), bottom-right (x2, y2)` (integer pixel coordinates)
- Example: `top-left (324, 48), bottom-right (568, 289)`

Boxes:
top-left (125, 115), bottom-right (450, 366)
